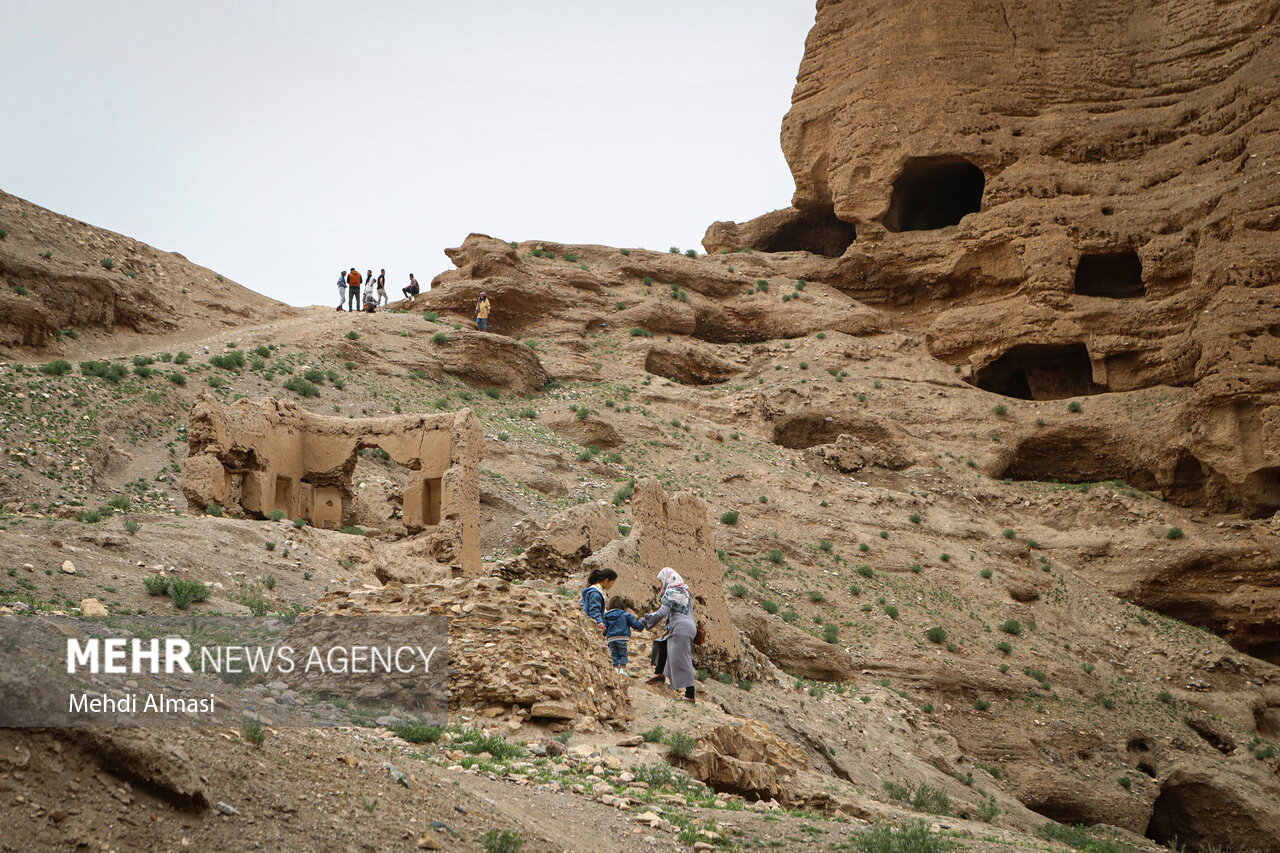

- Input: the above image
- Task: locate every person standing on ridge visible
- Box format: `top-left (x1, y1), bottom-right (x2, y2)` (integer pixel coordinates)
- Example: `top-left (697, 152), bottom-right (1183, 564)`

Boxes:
top-left (346, 268), bottom-right (362, 312)
top-left (475, 291), bottom-right (491, 332)
top-left (336, 270), bottom-right (349, 311)
top-left (362, 275), bottom-right (377, 313)
top-left (402, 273), bottom-right (420, 304)
top-left (376, 269), bottom-right (388, 307)
top-left (641, 567), bottom-right (699, 703)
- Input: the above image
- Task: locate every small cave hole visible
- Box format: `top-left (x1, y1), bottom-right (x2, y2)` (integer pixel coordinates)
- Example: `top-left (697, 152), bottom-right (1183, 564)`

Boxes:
top-left (974, 343), bottom-right (1104, 400)
top-left (1145, 783), bottom-right (1238, 852)
top-left (884, 156), bottom-right (985, 232)
top-left (1073, 251), bottom-right (1145, 297)
top-left (759, 207), bottom-right (856, 257)
top-left (1242, 467), bottom-right (1280, 519)
top-left (1165, 455), bottom-right (1208, 507)
top-left (1136, 763), bottom-right (1157, 778)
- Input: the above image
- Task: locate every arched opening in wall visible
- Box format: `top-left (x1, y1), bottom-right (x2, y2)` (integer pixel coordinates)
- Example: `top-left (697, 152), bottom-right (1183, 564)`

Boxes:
top-left (1074, 251), bottom-right (1144, 297)
top-left (758, 207), bottom-right (856, 257)
top-left (1243, 468), bottom-right (1280, 519)
top-left (1165, 455), bottom-right (1208, 507)
top-left (974, 343), bottom-right (1104, 400)
top-left (1022, 796), bottom-right (1105, 827)
top-left (884, 156), bottom-right (985, 232)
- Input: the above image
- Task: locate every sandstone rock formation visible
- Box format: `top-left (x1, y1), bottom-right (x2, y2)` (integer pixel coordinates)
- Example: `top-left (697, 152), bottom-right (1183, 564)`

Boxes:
top-left (180, 395), bottom-right (481, 574)
top-left (733, 610), bottom-right (859, 682)
top-left (0, 189), bottom-right (293, 354)
top-left (683, 718), bottom-right (808, 800)
top-left (287, 578), bottom-right (632, 729)
top-left (705, 0), bottom-right (1280, 520)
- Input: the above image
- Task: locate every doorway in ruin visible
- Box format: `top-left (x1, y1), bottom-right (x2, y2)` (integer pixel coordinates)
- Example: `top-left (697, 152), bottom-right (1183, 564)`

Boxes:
top-left (758, 207), bottom-right (856, 257)
top-left (884, 156), bottom-right (985, 232)
top-left (1074, 251), bottom-right (1145, 297)
top-left (420, 477), bottom-right (442, 527)
top-left (312, 485), bottom-right (343, 529)
top-left (974, 343), bottom-right (1104, 399)
top-left (273, 476), bottom-right (294, 516)
top-left (1164, 456), bottom-right (1208, 507)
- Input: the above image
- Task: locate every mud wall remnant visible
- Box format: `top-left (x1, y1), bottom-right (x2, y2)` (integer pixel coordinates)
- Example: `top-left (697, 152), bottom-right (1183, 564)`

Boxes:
top-left (180, 394), bottom-right (481, 574)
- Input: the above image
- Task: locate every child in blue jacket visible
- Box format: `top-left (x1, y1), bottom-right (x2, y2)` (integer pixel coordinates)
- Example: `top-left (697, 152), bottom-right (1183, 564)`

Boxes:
top-left (602, 596), bottom-right (645, 676)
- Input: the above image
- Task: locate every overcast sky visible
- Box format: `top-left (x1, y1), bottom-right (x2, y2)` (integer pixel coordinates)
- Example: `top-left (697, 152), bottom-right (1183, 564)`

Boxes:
top-left (2, 1), bottom-right (813, 306)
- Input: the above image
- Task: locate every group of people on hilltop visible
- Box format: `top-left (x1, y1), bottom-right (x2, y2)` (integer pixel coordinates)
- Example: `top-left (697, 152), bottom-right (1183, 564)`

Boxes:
top-left (581, 567), bottom-right (700, 703)
top-left (336, 268), bottom-right (423, 313)
top-left (333, 269), bottom-right (492, 332)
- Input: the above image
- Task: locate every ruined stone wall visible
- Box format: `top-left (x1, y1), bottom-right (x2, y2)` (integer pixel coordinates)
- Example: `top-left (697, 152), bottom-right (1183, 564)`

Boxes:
top-left (585, 479), bottom-right (745, 668)
top-left (706, 0), bottom-right (1280, 517)
top-left (180, 395), bottom-right (481, 574)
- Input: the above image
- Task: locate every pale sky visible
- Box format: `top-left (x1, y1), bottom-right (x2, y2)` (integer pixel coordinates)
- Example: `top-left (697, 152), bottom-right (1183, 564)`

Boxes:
top-left (2, 1), bottom-right (814, 306)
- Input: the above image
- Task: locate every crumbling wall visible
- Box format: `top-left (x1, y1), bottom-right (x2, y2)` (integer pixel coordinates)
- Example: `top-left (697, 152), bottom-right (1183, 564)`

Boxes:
top-left (180, 394), bottom-right (480, 573)
top-left (585, 478), bottom-right (745, 670)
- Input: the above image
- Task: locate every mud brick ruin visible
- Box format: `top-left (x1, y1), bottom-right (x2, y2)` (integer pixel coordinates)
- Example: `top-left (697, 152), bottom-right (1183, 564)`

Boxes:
top-left (180, 394), bottom-right (481, 573)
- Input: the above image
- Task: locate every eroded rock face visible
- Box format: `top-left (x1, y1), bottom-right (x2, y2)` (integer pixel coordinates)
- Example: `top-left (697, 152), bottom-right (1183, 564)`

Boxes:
top-left (180, 395), bottom-right (481, 575)
top-left (733, 610), bottom-right (859, 682)
top-left (287, 578), bottom-right (632, 729)
top-left (707, 0), bottom-right (1280, 519)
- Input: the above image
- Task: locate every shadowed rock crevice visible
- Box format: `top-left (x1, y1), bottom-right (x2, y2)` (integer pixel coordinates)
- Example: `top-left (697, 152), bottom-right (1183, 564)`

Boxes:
top-left (884, 156), bottom-right (985, 232)
top-left (756, 206), bottom-right (856, 257)
top-left (1074, 251), bottom-right (1145, 298)
top-left (975, 343), bottom-right (1104, 400)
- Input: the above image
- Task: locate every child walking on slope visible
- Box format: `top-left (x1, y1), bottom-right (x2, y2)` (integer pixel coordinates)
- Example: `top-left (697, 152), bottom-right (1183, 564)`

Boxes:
top-left (602, 596), bottom-right (645, 677)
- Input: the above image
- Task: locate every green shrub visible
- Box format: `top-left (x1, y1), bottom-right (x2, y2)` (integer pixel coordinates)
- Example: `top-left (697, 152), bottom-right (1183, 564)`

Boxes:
top-left (263, 574), bottom-right (277, 590)
top-left (481, 829), bottom-right (523, 853)
top-left (169, 372), bottom-right (187, 385)
top-left (209, 351), bottom-right (245, 370)
top-left (1166, 527), bottom-right (1184, 540)
top-left (925, 627), bottom-right (947, 644)
top-left (761, 600), bottom-right (779, 615)
top-left (39, 360), bottom-right (72, 376)
top-left (980, 568), bottom-right (993, 579)
top-left (993, 404), bottom-right (1008, 415)
top-left (640, 726), bottom-right (666, 743)
top-left (99, 257), bottom-right (115, 270)
top-left (268, 509), bottom-right (286, 521)
top-left (999, 619), bottom-right (1023, 636)
top-left (883, 605), bottom-right (900, 620)
top-left (719, 510), bottom-right (739, 525)
top-left (389, 723), bottom-right (445, 743)
top-left (292, 517), bottom-right (307, 529)
top-left (303, 368), bottom-right (326, 383)
top-left (909, 512), bottom-right (922, 524)
top-left (765, 548), bottom-right (785, 564)
top-left (241, 719), bottom-right (265, 746)
top-left (665, 731), bottom-right (697, 759)
top-left (346, 331), bottom-right (359, 341)
top-left (123, 520), bottom-right (141, 535)
top-left (80, 360), bottom-right (128, 383)
top-left (1067, 400), bottom-right (1083, 413)
top-left (174, 351), bottom-right (191, 364)
top-left (808, 590), bottom-right (825, 603)
top-left (856, 564), bottom-right (875, 578)
top-left (168, 578), bottom-right (211, 609)
top-left (976, 797), bottom-right (1000, 823)
top-left (822, 624), bottom-right (839, 644)
top-left (205, 503), bottom-right (225, 517)
top-left (995, 641), bottom-right (1013, 654)
top-left (974, 698), bottom-right (992, 711)
top-left (283, 376), bottom-right (320, 397)
top-left (611, 480), bottom-right (635, 505)
top-left (431, 332), bottom-right (448, 345)
top-left (629, 327), bottom-right (653, 337)
top-left (729, 583), bottom-right (748, 598)
top-left (143, 575), bottom-right (171, 596)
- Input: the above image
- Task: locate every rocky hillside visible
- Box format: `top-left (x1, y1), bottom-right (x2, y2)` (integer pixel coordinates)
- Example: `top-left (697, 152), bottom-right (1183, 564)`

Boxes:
top-left (1, 2), bottom-right (1279, 852)
top-left (0, 189), bottom-right (295, 357)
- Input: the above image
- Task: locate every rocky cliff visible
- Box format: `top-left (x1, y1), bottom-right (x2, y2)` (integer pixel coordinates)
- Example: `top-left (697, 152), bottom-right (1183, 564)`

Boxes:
top-left (707, 0), bottom-right (1280, 520)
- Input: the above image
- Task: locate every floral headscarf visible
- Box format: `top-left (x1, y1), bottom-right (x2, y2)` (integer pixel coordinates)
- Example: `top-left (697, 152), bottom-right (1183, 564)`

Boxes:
top-left (657, 567), bottom-right (691, 615)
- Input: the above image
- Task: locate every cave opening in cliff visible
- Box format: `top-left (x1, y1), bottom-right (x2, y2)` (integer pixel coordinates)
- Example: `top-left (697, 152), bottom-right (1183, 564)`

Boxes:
top-left (759, 207), bottom-right (856, 257)
top-left (1145, 783), bottom-right (1236, 852)
top-left (1243, 467), bottom-right (1280, 519)
top-left (884, 156), bottom-right (985, 232)
top-left (997, 427), bottom-right (1160, 491)
top-left (1074, 251), bottom-right (1145, 297)
top-left (974, 343), bottom-right (1104, 400)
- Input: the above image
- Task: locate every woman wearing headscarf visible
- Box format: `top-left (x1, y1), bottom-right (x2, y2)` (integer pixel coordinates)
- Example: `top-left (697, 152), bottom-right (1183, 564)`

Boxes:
top-left (641, 567), bottom-right (698, 702)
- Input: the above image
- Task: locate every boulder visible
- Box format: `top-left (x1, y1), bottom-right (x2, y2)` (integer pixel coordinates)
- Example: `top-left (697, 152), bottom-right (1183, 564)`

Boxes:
top-left (733, 610), bottom-right (859, 682)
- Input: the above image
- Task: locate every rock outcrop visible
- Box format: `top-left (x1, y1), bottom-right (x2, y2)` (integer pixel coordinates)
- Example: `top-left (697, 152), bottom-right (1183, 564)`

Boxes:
top-left (0, 189), bottom-right (293, 355)
top-left (706, 0), bottom-right (1280, 520)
